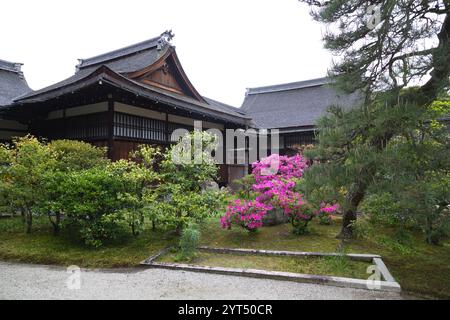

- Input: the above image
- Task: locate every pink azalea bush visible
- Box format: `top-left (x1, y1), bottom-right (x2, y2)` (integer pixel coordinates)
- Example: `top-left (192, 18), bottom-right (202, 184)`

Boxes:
top-left (221, 153), bottom-right (339, 234)
top-left (220, 199), bottom-right (273, 231)
top-left (252, 154), bottom-right (307, 183)
top-left (317, 203), bottom-right (340, 225)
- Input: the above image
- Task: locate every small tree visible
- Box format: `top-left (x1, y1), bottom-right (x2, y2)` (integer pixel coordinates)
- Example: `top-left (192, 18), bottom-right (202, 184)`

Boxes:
top-left (149, 131), bottom-right (225, 234)
top-left (57, 165), bottom-right (125, 247)
top-left (370, 98), bottom-right (450, 244)
top-left (41, 140), bottom-right (108, 235)
top-left (110, 158), bottom-right (159, 236)
top-left (0, 144), bottom-right (14, 216)
top-left (5, 136), bottom-right (55, 233)
top-left (48, 139), bottom-right (107, 171)
top-left (177, 222), bottom-right (201, 261)
top-left (299, 0), bottom-right (449, 239)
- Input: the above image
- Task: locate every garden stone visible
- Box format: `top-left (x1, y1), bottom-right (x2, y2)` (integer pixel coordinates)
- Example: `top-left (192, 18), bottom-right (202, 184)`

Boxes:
top-left (201, 181), bottom-right (219, 193)
top-left (262, 208), bottom-right (289, 226)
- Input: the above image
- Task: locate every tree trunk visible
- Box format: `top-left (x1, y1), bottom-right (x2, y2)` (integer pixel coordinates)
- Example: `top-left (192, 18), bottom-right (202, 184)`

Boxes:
top-left (176, 223), bottom-right (182, 236)
top-left (26, 209), bottom-right (32, 234)
top-left (49, 212), bottom-right (61, 236)
top-left (420, 13), bottom-right (450, 102)
top-left (336, 182), bottom-right (366, 239)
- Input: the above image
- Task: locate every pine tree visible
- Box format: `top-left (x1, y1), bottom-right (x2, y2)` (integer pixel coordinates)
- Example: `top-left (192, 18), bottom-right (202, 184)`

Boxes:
top-left (299, 0), bottom-right (449, 239)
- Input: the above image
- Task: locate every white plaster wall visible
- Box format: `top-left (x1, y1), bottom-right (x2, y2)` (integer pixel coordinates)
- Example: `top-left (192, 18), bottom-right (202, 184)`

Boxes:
top-left (0, 119), bottom-right (28, 131)
top-left (115, 102), bottom-right (166, 121)
top-left (116, 102), bottom-right (225, 130)
top-left (47, 102), bottom-right (108, 120)
top-left (0, 119), bottom-right (27, 140)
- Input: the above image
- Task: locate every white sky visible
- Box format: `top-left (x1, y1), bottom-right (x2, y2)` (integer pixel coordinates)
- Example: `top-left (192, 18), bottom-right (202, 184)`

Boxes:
top-left (1, 0), bottom-right (334, 107)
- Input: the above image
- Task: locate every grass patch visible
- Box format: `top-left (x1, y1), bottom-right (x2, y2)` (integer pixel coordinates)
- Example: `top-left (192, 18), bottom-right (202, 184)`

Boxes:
top-left (0, 216), bottom-right (176, 268)
top-left (199, 218), bottom-right (450, 299)
top-left (158, 250), bottom-right (371, 279)
top-left (0, 215), bottom-right (449, 298)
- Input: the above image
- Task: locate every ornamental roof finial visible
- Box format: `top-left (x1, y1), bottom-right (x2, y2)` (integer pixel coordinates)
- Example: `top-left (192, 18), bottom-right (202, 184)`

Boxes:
top-left (158, 30), bottom-right (175, 50)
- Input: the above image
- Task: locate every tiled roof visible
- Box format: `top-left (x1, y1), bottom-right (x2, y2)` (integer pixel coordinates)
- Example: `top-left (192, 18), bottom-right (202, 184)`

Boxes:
top-left (241, 77), bottom-right (362, 129)
top-left (13, 32), bottom-right (249, 123)
top-left (76, 34), bottom-right (168, 73)
top-left (0, 59), bottom-right (31, 107)
top-left (15, 65), bottom-right (251, 125)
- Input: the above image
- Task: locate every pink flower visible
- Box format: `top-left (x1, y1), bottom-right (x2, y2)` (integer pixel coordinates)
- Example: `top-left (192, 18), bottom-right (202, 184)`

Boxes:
top-left (320, 204), bottom-right (339, 213)
top-left (221, 154), bottom-right (339, 231)
top-left (220, 199), bottom-right (271, 231)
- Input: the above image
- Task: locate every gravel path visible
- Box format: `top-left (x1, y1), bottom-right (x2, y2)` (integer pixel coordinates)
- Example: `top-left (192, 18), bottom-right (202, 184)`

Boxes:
top-left (0, 261), bottom-right (409, 300)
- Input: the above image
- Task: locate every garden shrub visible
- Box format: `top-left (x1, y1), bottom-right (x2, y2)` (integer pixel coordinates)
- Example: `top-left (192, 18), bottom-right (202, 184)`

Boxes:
top-left (42, 140), bottom-right (109, 235)
top-left (1, 136), bottom-right (56, 233)
top-left (148, 131), bottom-right (225, 233)
top-left (233, 174), bottom-right (256, 200)
top-left (57, 166), bottom-right (126, 247)
top-left (221, 154), bottom-right (339, 234)
top-left (0, 144), bottom-right (13, 215)
top-left (317, 203), bottom-right (339, 225)
top-left (177, 223), bottom-right (201, 261)
top-left (220, 199), bottom-right (272, 232)
top-left (48, 139), bottom-right (107, 171)
top-left (109, 158), bottom-right (158, 236)
top-left (360, 193), bottom-right (403, 226)
top-left (350, 218), bottom-right (375, 240)
top-left (150, 184), bottom-right (224, 233)
top-left (0, 133), bottom-right (229, 246)
top-left (397, 174), bottom-right (450, 245)
top-left (0, 137), bottom-right (110, 236)
top-left (361, 175), bottom-right (450, 245)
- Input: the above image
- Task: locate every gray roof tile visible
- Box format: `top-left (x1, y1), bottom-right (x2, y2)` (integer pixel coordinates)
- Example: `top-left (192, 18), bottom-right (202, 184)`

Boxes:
top-left (203, 97), bottom-right (247, 115)
top-left (0, 59), bottom-right (31, 107)
top-left (76, 34), bottom-right (165, 71)
top-left (241, 78), bottom-right (362, 129)
top-left (14, 32), bottom-right (249, 123)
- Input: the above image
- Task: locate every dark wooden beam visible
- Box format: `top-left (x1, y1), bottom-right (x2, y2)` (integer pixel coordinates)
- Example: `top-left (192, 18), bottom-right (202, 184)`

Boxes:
top-left (165, 113), bottom-right (169, 142)
top-left (107, 97), bottom-right (115, 160)
top-left (62, 108), bottom-right (67, 139)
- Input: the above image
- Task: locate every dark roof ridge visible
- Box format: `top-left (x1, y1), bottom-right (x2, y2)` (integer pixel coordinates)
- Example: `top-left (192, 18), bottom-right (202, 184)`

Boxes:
top-left (76, 31), bottom-right (173, 71)
top-left (202, 96), bottom-right (247, 115)
top-left (246, 77), bottom-right (330, 95)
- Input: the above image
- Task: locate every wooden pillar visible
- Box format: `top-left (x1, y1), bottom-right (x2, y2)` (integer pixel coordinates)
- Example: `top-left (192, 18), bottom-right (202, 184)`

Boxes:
top-left (107, 98), bottom-right (115, 160)
top-left (62, 108), bottom-right (67, 139)
top-left (165, 113), bottom-right (169, 142)
top-left (223, 127), bottom-right (228, 184)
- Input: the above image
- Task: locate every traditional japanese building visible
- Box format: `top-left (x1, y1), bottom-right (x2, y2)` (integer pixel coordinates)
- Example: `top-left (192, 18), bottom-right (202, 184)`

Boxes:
top-left (241, 78), bottom-right (361, 155)
top-left (0, 59), bottom-right (31, 140)
top-left (0, 31), bottom-right (253, 184)
top-left (0, 31), bottom-right (362, 184)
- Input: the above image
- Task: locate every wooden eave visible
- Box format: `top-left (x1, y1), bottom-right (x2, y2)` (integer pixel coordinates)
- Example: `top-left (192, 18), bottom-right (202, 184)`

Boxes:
top-left (11, 66), bottom-right (250, 126)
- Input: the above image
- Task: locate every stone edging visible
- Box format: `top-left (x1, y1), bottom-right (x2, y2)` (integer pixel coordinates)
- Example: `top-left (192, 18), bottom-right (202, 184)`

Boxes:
top-left (140, 246), bottom-right (401, 293)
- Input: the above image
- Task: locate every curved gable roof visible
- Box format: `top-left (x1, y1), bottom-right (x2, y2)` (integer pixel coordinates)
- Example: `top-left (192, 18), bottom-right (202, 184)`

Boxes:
top-left (15, 31), bottom-right (229, 106)
top-left (13, 31), bottom-right (250, 124)
top-left (15, 65), bottom-right (250, 125)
